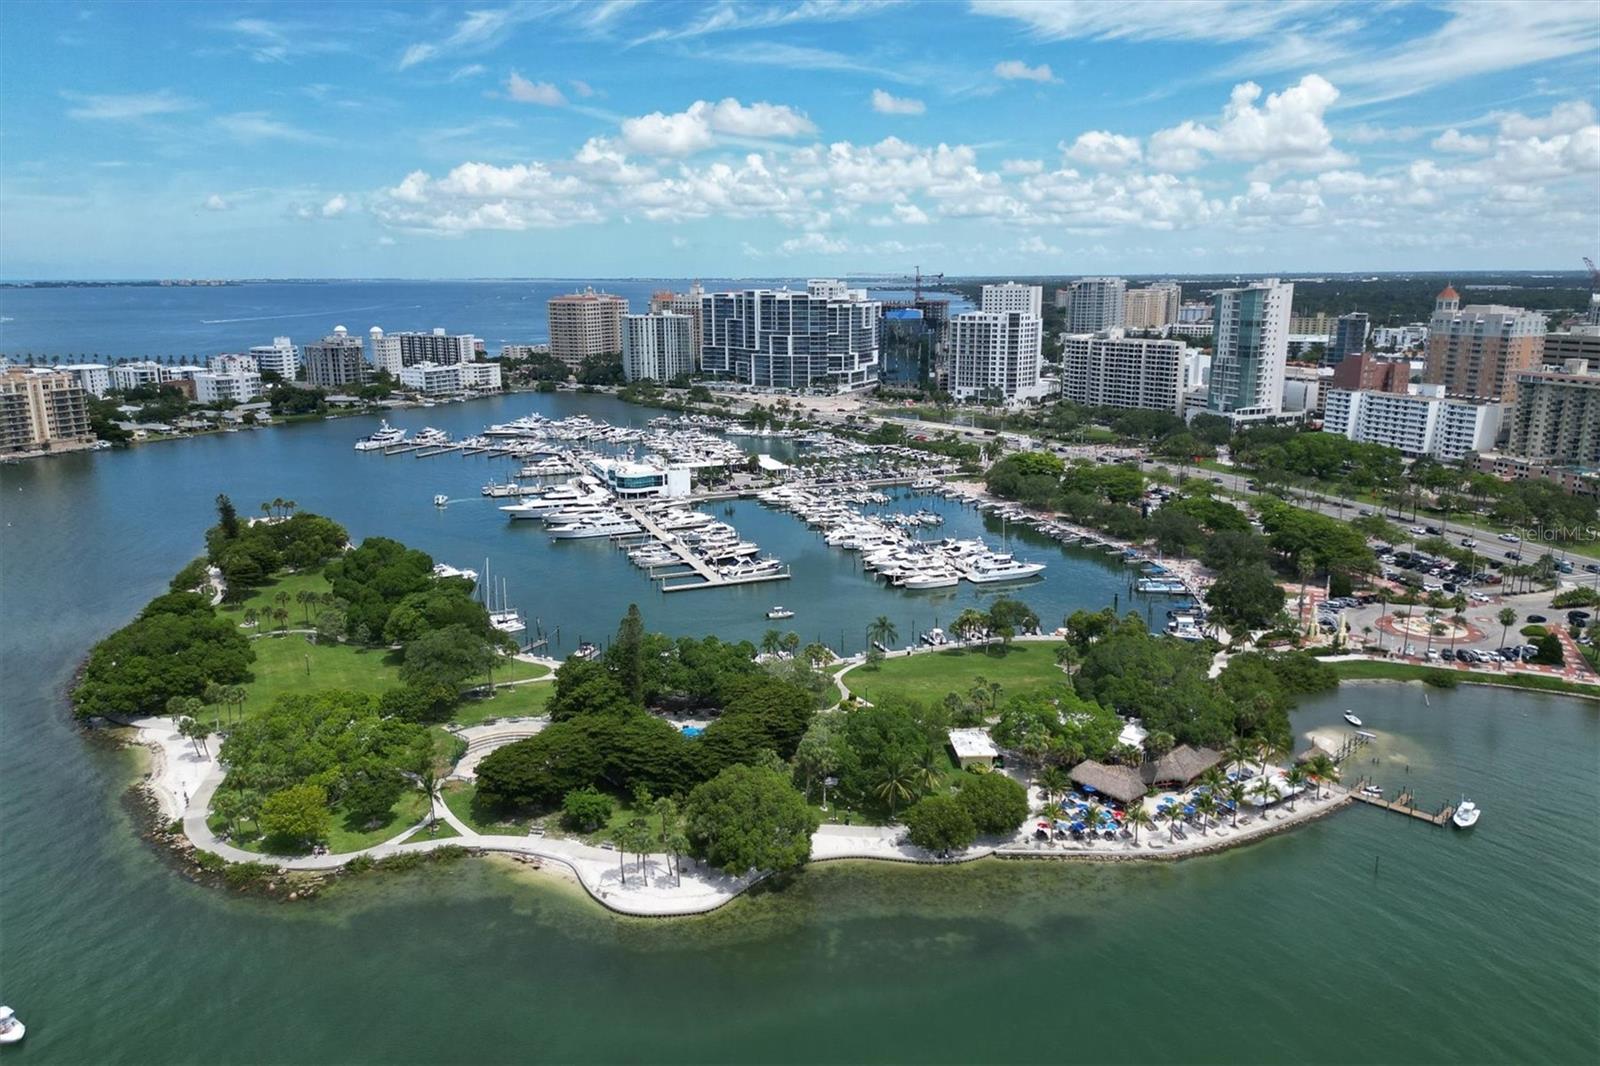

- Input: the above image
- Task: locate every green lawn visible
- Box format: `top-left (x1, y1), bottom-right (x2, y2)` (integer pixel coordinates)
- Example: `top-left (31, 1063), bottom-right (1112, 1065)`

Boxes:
top-left (441, 781), bottom-right (538, 837)
top-left (220, 568), bottom-right (334, 625)
top-left (400, 819), bottom-right (460, 844)
top-left (211, 789), bottom-right (430, 855)
top-left (241, 634), bottom-right (403, 710)
top-left (1330, 659), bottom-right (1599, 698)
top-left (844, 641), bottom-right (1071, 706)
top-left (452, 682), bottom-right (552, 726)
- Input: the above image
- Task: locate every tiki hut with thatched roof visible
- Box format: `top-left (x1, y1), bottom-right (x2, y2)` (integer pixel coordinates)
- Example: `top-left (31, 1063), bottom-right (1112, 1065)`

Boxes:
top-left (1070, 760), bottom-right (1148, 805)
top-left (1141, 744), bottom-right (1222, 787)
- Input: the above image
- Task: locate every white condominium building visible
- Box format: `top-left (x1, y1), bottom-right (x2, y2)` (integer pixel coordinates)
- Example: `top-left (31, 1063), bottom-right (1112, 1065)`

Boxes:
top-left (700, 280), bottom-right (880, 391)
top-left (1322, 384), bottom-right (1501, 461)
top-left (55, 364), bottom-right (111, 398)
top-left (548, 288), bottom-right (628, 368)
top-left (398, 361), bottom-right (502, 395)
top-left (949, 283), bottom-right (1045, 403)
top-left (249, 337), bottom-right (299, 379)
top-left (1122, 283), bottom-right (1182, 330)
top-left (1206, 278), bottom-right (1293, 422)
top-left (1060, 329), bottom-right (1185, 415)
top-left (208, 353), bottom-right (259, 374)
top-left (302, 326), bottom-right (368, 388)
top-left (108, 360), bottom-right (168, 392)
top-left (650, 282), bottom-right (705, 364)
top-left (193, 370), bottom-right (263, 405)
top-left (1066, 277), bottom-right (1126, 333)
top-left (622, 312), bottom-right (695, 383)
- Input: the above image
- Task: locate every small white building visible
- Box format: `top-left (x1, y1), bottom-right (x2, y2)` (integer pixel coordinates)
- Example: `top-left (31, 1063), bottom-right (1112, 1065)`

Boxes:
top-left (587, 455), bottom-right (692, 499)
top-left (193, 370), bottom-right (263, 405)
top-left (249, 337), bottom-right (300, 379)
top-left (948, 728), bottom-right (1000, 770)
top-left (208, 353), bottom-right (259, 374)
top-left (108, 360), bottom-right (167, 391)
top-left (56, 363), bottom-right (111, 397)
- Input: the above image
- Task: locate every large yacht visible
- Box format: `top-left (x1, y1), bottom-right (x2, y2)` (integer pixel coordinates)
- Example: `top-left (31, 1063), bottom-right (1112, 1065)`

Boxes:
top-left (354, 421), bottom-right (406, 451)
top-left (964, 559), bottom-right (1046, 583)
top-left (900, 568), bottom-right (961, 589)
top-left (548, 514), bottom-right (641, 539)
top-left (410, 427), bottom-right (450, 447)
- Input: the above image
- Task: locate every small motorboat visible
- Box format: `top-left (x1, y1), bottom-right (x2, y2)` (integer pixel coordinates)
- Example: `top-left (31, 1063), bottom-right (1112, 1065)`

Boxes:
top-left (1360, 784), bottom-right (1383, 797)
top-left (1343, 711), bottom-right (1363, 727)
top-left (574, 642), bottom-right (599, 661)
top-left (1452, 799), bottom-right (1481, 828)
top-left (0, 1006), bottom-right (24, 1045)
top-left (766, 606), bottom-right (795, 619)
top-left (433, 494), bottom-right (450, 507)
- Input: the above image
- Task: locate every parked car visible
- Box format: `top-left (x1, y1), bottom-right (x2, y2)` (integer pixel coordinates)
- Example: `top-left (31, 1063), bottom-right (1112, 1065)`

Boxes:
top-left (1526, 614), bottom-right (1546, 623)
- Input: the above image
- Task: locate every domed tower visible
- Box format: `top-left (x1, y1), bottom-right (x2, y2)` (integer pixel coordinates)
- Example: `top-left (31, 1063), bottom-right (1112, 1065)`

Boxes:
top-left (1434, 284), bottom-right (1459, 314)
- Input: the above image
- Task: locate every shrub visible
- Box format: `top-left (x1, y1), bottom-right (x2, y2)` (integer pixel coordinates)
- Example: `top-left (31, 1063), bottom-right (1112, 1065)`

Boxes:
top-left (956, 771), bottom-right (1029, 836)
top-left (561, 786), bottom-right (614, 832)
top-left (1520, 625), bottom-right (1548, 638)
top-left (903, 794), bottom-right (977, 854)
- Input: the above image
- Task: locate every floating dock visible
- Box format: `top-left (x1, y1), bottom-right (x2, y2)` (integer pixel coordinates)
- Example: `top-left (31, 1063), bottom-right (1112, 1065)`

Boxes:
top-left (1348, 779), bottom-right (1455, 825)
top-left (620, 503), bottom-right (790, 593)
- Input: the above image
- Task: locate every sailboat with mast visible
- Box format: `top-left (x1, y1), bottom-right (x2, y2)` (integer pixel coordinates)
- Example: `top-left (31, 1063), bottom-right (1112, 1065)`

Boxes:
top-left (481, 558), bottom-right (526, 636)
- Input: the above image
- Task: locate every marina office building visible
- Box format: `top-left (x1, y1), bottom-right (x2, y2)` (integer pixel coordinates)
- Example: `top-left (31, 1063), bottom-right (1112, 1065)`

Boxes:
top-left (699, 279), bottom-right (881, 391)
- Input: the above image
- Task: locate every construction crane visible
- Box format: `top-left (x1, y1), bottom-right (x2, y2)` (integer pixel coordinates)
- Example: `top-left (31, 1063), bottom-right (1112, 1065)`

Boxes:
top-left (884, 266), bottom-right (944, 302)
top-left (1584, 256), bottom-right (1599, 290)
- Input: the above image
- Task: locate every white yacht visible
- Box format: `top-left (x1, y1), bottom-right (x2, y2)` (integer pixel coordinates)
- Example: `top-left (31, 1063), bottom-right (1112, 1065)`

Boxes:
top-left (432, 563), bottom-right (479, 583)
top-left (900, 569), bottom-right (961, 589)
top-left (0, 1006), bottom-right (23, 1045)
top-left (354, 420), bottom-right (406, 451)
top-left (432, 494), bottom-right (449, 507)
top-left (411, 427), bottom-right (450, 447)
top-left (964, 559), bottom-right (1046, 583)
top-left (766, 606), bottom-right (795, 619)
top-left (1452, 799), bottom-right (1481, 828)
top-left (548, 515), bottom-right (641, 539)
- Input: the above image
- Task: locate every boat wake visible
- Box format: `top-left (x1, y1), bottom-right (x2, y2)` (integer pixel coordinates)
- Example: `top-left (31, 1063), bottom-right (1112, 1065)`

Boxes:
top-left (200, 303), bottom-right (394, 325)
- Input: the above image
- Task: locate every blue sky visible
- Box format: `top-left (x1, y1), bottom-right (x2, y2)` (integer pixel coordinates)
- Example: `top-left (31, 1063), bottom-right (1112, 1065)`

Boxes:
top-left (3, 0), bottom-right (1598, 279)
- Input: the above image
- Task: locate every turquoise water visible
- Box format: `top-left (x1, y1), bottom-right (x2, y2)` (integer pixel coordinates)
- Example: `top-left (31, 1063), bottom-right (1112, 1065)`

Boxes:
top-left (2, 393), bottom-right (1597, 1063)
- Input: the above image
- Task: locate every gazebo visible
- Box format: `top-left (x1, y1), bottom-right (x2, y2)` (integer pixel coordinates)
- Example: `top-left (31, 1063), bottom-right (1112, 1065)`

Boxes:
top-left (1069, 760), bottom-right (1148, 805)
top-left (1141, 744), bottom-right (1222, 788)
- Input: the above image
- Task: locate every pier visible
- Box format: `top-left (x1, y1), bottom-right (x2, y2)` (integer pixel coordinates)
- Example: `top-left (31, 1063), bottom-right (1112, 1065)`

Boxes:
top-left (619, 503), bottom-right (791, 594)
top-left (1348, 778), bottom-right (1455, 825)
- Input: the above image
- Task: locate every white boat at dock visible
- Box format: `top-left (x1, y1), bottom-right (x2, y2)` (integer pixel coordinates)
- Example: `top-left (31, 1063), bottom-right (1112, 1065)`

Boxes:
top-left (0, 1006), bottom-right (24, 1045)
top-left (354, 420), bottom-right (406, 451)
top-left (964, 559), bottom-right (1046, 583)
top-left (1452, 799), bottom-right (1481, 828)
top-left (548, 515), bottom-right (642, 539)
top-left (432, 563), bottom-right (479, 583)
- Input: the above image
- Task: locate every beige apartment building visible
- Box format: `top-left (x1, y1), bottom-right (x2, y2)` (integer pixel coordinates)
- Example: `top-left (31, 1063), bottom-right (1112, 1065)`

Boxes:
top-left (1506, 361), bottom-right (1600, 466)
top-left (1122, 284), bottom-right (1182, 330)
top-left (0, 369), bottom-right (95, 454)
top-left (1423, 285), bottom-right (1544, 403)
top-left (548, 288), bottom-right (628, 368)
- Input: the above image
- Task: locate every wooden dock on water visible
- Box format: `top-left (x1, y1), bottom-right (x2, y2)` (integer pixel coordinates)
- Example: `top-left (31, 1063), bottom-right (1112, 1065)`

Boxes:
top-left (1349, 779), bottom-right (1454, 825)
top-left (619, 504), bottom-right (790, 594)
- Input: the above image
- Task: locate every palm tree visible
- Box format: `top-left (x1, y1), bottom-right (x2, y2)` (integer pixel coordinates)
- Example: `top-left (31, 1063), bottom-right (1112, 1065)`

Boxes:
top-left (760, 629), bottom-right (782, 657)
top-left (914, 746), bottom-right (945, 792)
top-left (243, 607), bottom-right (259, 630)
top-left (872, 755), bottom-right (920, 818)
top-left (1225, 737), bottom-right (1255, 780)
top-left (1283, 766), bottom-right (1308, 811)
top-left (273, 607), bottom-right (289, 634)
top-left (1253, 735), bottom-right (1280, 780)
top-left (1304, 753), bottom-right (1339, 799)
top-left (1223, 780), bottom-right (1247, 827)
top-left (296, 589), bottom-right (316, 623)
top-left (1497, 607), bottom-right (1517, 664)
top-left (1449, 595), bottom-right (1467, 653)
top-left (868, 615), bottom-right (898, 652)
top-left (1193, 792), bottom-right (1218, 834)
top-left (1164, 803), bottom-right (1185, 841)
top-left (1036, 766), bottom-right (1069, 805)
top-left (1123, 803), bottom-right (1153, 845)
top-left (1250, 777), bottom-right (1278, 814)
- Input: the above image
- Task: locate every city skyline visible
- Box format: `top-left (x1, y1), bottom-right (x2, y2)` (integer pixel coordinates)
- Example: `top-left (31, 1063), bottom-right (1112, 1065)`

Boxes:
top-left (3, 1), bottom-right (1599, 279)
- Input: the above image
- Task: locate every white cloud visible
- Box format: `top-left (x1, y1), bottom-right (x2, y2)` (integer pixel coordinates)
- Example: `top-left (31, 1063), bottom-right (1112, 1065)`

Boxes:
top-left (1063, 130), bottom-right (1141, 168)
top-left (872, 89), bottom-right (925, 116)
top-left (1001, 158), bottom-right (1044, 174)
top-left (1432, 129), bottom-right (1489, 154)
top-left (399, 5), bottom-right (548, 69)
top-left (570, 79), bottom-right (596, 98)
top-left (971, 0), bottom-right (1324, 44)
top-left (779, 232), bottom-right (850, 255)
top-left (1017, 234), bottom-right (1061, 256)
top-left (619, 98), bottom-right (816, 156)
top-left (506, 72), bottom-right (567, 106)
top-left (448, 64), bottom-right (486, 82)
top-left (633, 0), bottom-right (900, 44)
top-left (994, 59), bottom-right (1056, 82)
top-left (203, 194), bottom-right (230, 211)
top-left (321, 194), bottom-right (349, 217)
top-left (1495, 99), bottom-right (1597, 139)
top-left (63, 89), bottom-right (196, 121)
top-left (214, 112), bottom-right (327, 144)
top-left (1147, 74), bottom-right (1350, 173)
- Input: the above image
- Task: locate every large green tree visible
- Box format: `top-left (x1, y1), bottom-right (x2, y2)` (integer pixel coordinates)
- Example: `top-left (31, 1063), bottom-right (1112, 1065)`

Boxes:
top-left (683, 764), bottom-right (819, 876)
top-left (903, 793), bottom-right (977, 854)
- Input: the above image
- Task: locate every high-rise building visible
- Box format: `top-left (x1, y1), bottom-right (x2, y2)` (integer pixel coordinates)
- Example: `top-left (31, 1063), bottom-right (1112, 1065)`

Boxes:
top-left (1322, 385), bottom-right (1501, 461)
top-left (1327, 312), bottom-right (1370, 366)
top-left (622, 312), bottom-right (695, 383)
top-left (368, 327), bottom-right (477, 376)
top-left (108, 361), bottom-right (167, 392)
top-left (208, 353), bottom-right (259, 375)
top-left (1289, 311), bottom-right (1335, 335)
top-left (1060, 329), bottom-right (1185, 414)
top-left (0, 369), bottom-right (94, 454)
top-left (1505, 361), bottom-right (1600, 466)
top-left (1424, 285), bottom-right (1545, 403)
top-left (1542, 329), bottom-right (1600, 373)
top-left (302, 325), bottom-right (368, 388)
top-left (1205, 278), bottom-right (1293, 422)
top-left (1330, 352), bottom-right (1410, 393)
top-left (948, 283), bottom-right (1045, 403)
top-left (1122, 283), bottom-right (1182, 330)
top-left (249, 337), bottom-right (300, 379)
top-left (1065, 277), bottom-right (1126, 333)
top-left (54, 364), bottom-right (111, 398)
top-left (193, 371), bottom-right (262, 405)
top-left (650, 283), bottom-right (705, 367)
top-left (548, 288), bottom-right (628, 368)
top-left (700, 280), bottom-right (880, 391)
